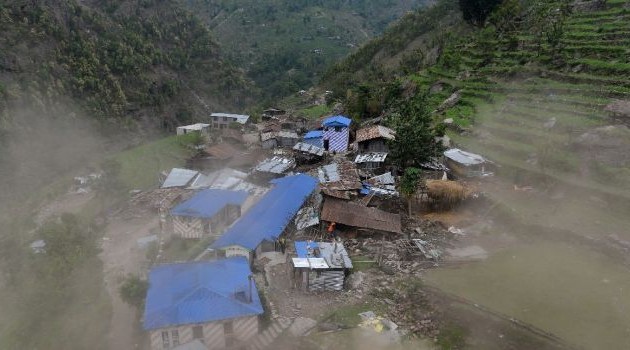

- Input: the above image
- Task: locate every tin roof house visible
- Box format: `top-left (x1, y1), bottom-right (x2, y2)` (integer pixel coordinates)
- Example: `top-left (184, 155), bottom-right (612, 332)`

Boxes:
top-left (322, 116), bottom-right (351, 153)
top-left (210, 174), bottom-right (318, 263)
top-left (292, 240), bottom-right (353, 291)
top-left (443, 148), bottom-right (492, 178)
top-left (143, 257), bottom-right (263, 350)
top-left (170, 189), bottom-right (248, 239)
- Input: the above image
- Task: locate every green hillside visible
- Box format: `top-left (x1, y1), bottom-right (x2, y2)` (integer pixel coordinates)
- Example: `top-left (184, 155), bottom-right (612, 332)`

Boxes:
top-left (182, 0), bottom-right (428, 100)
top-left (322, 0), bottom-right (630, 197)
top-left (0, 0), bottom-right (252, 133)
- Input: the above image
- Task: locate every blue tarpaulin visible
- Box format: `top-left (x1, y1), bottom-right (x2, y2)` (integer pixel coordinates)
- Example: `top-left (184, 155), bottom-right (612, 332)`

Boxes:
top-left (322, 115), bottom-right (351, 127)
top-left (171, 189), bottom-right (248, 219)
top-left (143, 257), bottom-right (263, 330)
top-left (211, 174), bottom-right (317, 251)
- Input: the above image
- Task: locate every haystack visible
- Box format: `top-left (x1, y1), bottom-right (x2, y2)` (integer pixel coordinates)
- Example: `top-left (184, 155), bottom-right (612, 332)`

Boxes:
top-left (426, 180), bottom-right (472, 209)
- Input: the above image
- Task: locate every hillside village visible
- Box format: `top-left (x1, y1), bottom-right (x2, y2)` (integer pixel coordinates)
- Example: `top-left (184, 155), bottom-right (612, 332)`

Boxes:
top-left (98, 105), bottom-right (509, 350)
top-left (3, 0), bottom-right (630, 350)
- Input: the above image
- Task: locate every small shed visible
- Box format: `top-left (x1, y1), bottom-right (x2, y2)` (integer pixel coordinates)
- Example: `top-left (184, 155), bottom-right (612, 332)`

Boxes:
top-left (176, 123), bottom-right (210, 136)
top-left (170, 189), bottom-right (248, 239)
top-left (292, 241), bottom-right (353, 291)
top-left (354, 152), bottom-right (388, 172)
top-left (443, 148), bottom-right (491, 178)
top-left (210, 113), bottom-right (250, 129)
top-left (303, 130), bottom-right (323, 148)
top-left (322, 116), bottom-right (351, 152)
top-left (356, 125), bottom-right (395, 153)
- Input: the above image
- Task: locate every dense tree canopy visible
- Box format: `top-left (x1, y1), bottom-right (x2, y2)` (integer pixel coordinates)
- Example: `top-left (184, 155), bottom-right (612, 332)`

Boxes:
top-left (459, 0), bottom-right (504, 27)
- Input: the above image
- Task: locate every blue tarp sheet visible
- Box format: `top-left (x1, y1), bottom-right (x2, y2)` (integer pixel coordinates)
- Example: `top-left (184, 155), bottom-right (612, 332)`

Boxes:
top-left (322, 115), bottom-right (351, 127)
top-left (171, 189), bottom-right (248, 218)
top-left (211, 174), bottom-right (318, 250)
top-left (143, 257), bottom-right (263, 330)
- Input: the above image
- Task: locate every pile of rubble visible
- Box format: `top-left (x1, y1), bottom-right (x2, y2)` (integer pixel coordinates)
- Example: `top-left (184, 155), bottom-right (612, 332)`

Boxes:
top-left (344, 218), bottom-right (456, 274)
top-left (369, 276), bottom-right (441, 339)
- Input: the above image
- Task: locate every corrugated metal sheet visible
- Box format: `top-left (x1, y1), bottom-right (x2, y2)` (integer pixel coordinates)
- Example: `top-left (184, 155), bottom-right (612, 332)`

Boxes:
top-left (356, 125), bottom-right (395, 143)
top-left (444, 148), bottom-right (486, 166)
top-left (254, 156), bottom-right (295, 174)
top-left (294, 241), bottom-right (352, 268)
top-left (211, 174), bottom-right (318, 250)
top-left (321, 197), bottom-right (402, 234)
top-left (322, 115), bottom-right (351, 127)
top-left (317, 161), bottom-right (361, 190)
top-left (294, 206), bottom-right (319, 230)
top-left (162, 168), bottom-right (200, 188)
top-left (171, 189), bottom-right (248, 218)
top-left (367, 172), bottom-right (395, 186)
top-left (293, 142), bottom-right (324, 156)
top-left (354, 152), bottom-right (388, 163)
top-left (143, 257), bottom-right (263, 330)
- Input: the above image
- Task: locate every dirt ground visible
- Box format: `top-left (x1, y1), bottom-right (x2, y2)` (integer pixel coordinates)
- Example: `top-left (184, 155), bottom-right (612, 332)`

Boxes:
top-left (99, 212), bottom-right (159, 350)
top-left (34, 190), bottom-right (95, 225)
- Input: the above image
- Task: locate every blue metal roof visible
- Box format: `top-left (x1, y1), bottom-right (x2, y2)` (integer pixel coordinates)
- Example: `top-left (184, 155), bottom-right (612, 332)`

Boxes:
top-left (211, 174), bottom-right (318, 251)
top-left (322, 115), bottom-right (351, 127)
top-left (143, 257), bottom-right (263, 330)
top-left (304, 130), bottom-right (323, 139)
top-left (171, 189), bottom-right (248, 219)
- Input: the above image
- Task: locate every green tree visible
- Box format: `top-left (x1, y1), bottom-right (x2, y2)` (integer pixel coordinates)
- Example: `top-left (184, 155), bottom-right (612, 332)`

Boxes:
top-left (400, 167), bottom-right (422, 215)
top-left (388, 93), bottom-right (443, 168)
top-left (458, 0), bottom-right (504, 27)
top-left (119, 274), bottom-right (149, 310)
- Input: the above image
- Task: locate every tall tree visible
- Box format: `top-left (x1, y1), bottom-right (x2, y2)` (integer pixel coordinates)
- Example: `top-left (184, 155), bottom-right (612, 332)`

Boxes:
top-left (399, 167), bottom-right (422, 215)
top-left (459, 0), bottom-right (504, 27)
top-left (388, 93), bottom-right (443, 168)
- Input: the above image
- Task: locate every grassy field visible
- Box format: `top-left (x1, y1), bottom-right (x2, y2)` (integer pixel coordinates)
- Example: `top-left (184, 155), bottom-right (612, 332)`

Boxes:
top-left (113, 133), bottom-right (198, 190)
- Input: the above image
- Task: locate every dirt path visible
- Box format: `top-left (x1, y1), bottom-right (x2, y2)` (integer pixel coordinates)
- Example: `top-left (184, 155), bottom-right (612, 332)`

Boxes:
top-left (99, 214), bottom-right (159, 350)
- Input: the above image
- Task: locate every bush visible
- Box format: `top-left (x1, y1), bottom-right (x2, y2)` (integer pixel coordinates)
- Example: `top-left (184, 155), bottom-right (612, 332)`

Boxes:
top-left (119, 274), bottom-right (149, 309)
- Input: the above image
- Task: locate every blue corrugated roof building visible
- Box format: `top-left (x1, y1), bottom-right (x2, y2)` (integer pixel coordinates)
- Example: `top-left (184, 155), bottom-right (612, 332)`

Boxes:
top-left (211, 174), bottom-right (317, 251)
top-left (171, 189), bottom-right (248, 219)
top-left (143, 257), bottom-right (263, 330)
top-left (304, 130), bottom-right (323, 139)
top-left (322, 115), bottom-right (351, 127)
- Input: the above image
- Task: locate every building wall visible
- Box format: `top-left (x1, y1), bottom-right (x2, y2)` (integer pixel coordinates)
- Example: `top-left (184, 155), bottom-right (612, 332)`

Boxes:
top-left (149, 316), bottom-right (259, 350)
top-left (223, 245), bottom-right (253, 261)
top-left (262, 138), bottom-right (277, 150)
top-left (172, 206), bottom-right (241, 239)
top-left (277, 137), bottom-right (298, 148)
top-left (322, 127), bottom-right (349, 152)
top-left (358, 138), bottom-right (388, 153)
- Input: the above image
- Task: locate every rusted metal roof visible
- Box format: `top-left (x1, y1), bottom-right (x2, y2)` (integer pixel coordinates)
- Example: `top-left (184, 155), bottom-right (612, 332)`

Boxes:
top-left (356, 125), bottom-right (395, 143)
top-left (320, 187), bottom-right (352, 200)
top-left (204, 143), bottom-right (241, 160)
top-left (320, 198), bottom-right (402, 234)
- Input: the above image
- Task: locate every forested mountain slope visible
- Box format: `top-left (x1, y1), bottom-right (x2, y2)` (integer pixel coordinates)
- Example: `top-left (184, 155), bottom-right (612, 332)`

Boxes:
top-left (322, 0), bottom-right (630, 196)
top-left (182, 0), bottom-right (429, 100)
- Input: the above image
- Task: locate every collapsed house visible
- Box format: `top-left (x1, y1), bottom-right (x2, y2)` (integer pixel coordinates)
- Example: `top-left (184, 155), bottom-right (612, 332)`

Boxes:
top-left (253, 156), bottom-right (296, 181)
top-left (291, 240), bottom-right (353, 291)
top-left (210, 174), bottom-right (318, 263)
top-left (317, 161), bottom-right (362, 200)
top-left (187, 168), bottom-right (264, 195)
top-left (261, 131), bottom-right (300, 149)
top-left (176, 123), bottom-right (210, 136)
top-left (143, 258), bottom-right (263, 350)
top-left (354, 152), bottom-right (388, 172)
top-left (293, 142), bottom-right (324, 164)
top-left (362, 172), bottom-right (398, 197)
top-left (262, 107), bottom-right (286, 120)
top-left (170, 189), bottom-right (248, 239)
top-left (322, 115), bottom-right (351, 152)
top-left (320, 197), bottom-right (402, 236)
top-left (443, 148), bottom-right (492, 178)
